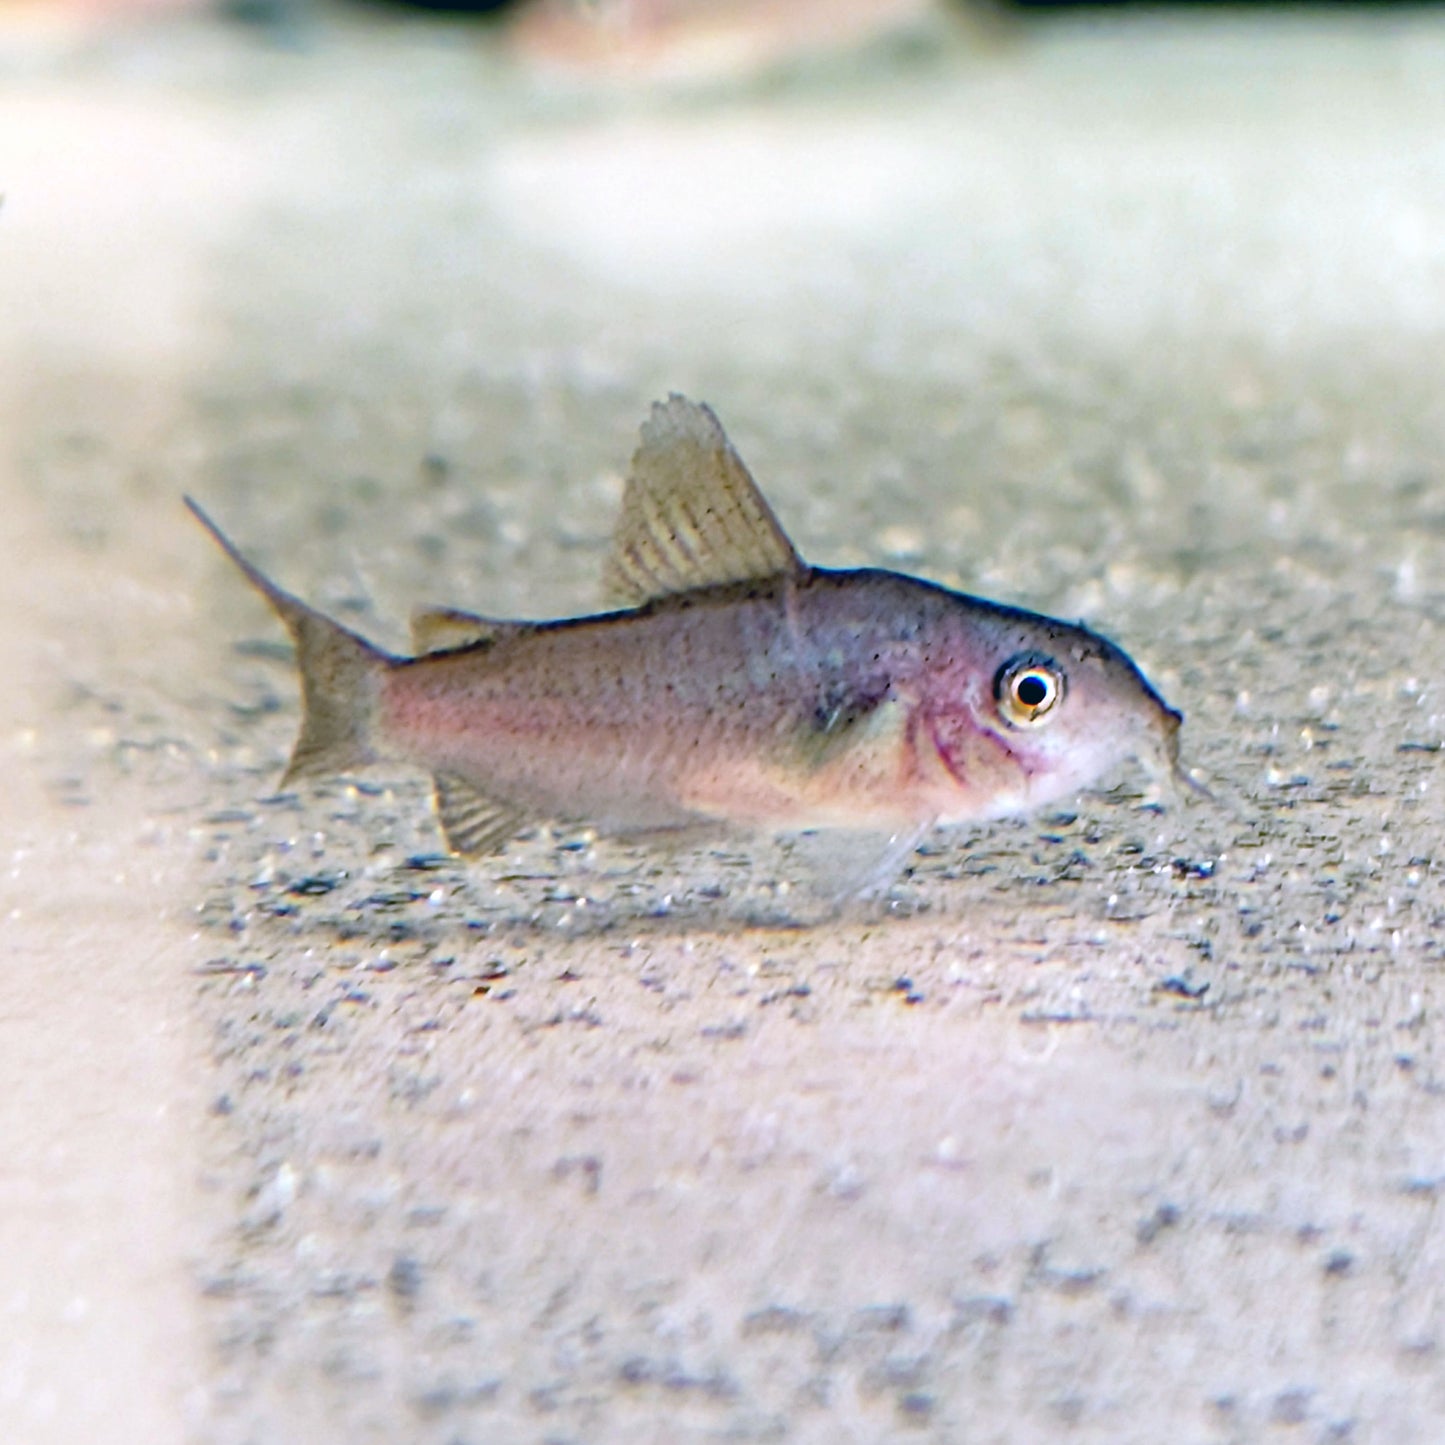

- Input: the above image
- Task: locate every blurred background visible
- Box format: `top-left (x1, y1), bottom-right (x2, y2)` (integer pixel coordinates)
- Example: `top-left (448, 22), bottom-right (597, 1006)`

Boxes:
top-left (3, 4), bottom-right (1443, 1445)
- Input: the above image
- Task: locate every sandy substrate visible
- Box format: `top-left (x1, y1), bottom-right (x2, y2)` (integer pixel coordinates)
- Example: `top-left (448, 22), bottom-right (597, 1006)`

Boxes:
top-left (2, 7), bottom-right (1443, 1444)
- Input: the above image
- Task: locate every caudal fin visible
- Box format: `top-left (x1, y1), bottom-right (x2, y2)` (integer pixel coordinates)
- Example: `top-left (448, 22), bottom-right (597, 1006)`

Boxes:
top-left (186, 497), bottom-right (395, 787)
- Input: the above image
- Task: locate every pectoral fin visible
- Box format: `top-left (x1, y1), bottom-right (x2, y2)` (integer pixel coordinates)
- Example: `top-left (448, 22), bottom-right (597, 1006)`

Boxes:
top-left (432, 772), bottom-right (529, 857)
top-left (602, 395), bottom-right (804, 606)
top-left (786, 821), bottom-right (936, 907)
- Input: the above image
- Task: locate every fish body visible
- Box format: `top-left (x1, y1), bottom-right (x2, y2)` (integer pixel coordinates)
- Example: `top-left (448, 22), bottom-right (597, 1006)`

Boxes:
top-left (190, 396), bottom-right (1188, 860)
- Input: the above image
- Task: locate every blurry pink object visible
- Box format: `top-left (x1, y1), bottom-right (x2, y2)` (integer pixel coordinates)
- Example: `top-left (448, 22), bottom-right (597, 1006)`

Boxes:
top-left (511, 0), bottom-right (943, 85)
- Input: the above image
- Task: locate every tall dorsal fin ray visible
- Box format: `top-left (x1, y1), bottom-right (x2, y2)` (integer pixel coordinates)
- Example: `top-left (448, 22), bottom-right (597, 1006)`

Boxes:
top-left (602, 395), bottom-right (804, 607)
top-left (432, 771), bottom-right (529, 856)
top-left (410, 607), bottom-right (527, 656)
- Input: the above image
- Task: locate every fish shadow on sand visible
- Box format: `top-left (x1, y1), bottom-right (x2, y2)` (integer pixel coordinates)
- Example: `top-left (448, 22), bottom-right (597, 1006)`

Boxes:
top-left (198, 774), bottom-right (1195, 951)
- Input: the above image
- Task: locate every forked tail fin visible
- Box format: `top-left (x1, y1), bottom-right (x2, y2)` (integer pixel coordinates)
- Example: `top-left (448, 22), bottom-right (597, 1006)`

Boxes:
top-left (185, 497), bottom-right (395, 787)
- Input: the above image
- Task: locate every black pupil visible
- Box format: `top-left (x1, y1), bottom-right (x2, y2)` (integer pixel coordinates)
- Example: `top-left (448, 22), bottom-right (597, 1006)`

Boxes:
top-left (1015, 673), bottom-right (1050, 708)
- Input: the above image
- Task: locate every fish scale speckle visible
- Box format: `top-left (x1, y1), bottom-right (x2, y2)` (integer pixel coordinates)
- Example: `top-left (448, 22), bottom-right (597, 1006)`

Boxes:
top-left (188, 395), bottom-right (1193, 881)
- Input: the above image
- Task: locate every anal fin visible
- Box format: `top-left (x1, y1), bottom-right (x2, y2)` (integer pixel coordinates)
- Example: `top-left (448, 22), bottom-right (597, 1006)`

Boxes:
top-left (433, 771), bottom-right (529, 857)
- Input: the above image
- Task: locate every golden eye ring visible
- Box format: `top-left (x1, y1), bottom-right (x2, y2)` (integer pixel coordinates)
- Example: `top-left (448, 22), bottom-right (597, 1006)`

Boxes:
top-left (995, 653), bottom-right (1066, 728)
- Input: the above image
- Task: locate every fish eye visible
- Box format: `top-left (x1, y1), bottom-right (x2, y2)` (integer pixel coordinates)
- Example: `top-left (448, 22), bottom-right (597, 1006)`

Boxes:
top-left (994, 653), bottom-right (1066, 727)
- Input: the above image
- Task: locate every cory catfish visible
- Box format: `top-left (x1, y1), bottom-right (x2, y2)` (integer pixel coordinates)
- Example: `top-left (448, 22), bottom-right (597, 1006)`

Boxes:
top-left (189, 396), bottom-right (1192, 874)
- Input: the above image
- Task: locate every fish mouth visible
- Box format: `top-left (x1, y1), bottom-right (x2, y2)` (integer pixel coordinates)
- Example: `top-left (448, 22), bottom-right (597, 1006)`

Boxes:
top-left (1142, 705), bottom-right (1212, 802)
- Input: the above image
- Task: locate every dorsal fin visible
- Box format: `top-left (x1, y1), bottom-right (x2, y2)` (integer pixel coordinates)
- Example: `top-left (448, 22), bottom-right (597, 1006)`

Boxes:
top-left (410, 606), bottom-right (524, 656)
top-left (432, 771), bottom-right (528, 856)
top-left (602, 395), bottom-right (804, 607)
